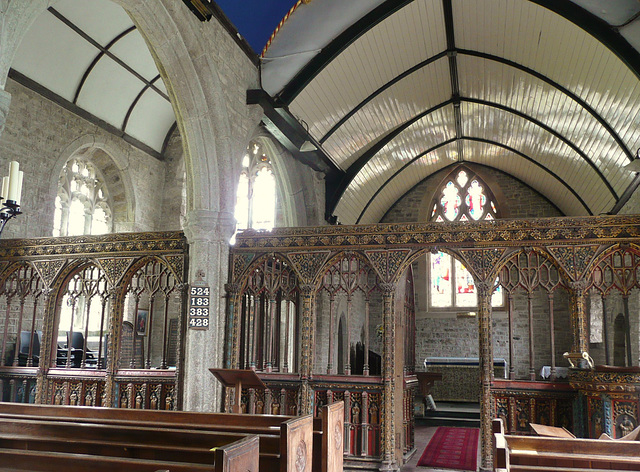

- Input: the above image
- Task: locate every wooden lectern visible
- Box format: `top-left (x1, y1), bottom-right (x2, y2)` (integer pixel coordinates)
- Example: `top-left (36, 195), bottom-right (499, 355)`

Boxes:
top-left (209, 368), bottom-right (265, 413)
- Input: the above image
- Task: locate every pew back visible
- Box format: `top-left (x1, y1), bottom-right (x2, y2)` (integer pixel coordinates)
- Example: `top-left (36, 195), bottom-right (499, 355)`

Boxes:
top-left (493, 418), bottom-right (640, 472)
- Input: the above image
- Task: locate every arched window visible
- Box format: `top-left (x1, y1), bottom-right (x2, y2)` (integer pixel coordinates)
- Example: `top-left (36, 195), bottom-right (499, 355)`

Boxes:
top-left (430, 168), bottom-right (497, 222)
top-left (429, 167), bottom-right (503, 308)
top-left (235, 141), bottom-right (276, 232)
top-left (53, 158), bottom-right (112, 237)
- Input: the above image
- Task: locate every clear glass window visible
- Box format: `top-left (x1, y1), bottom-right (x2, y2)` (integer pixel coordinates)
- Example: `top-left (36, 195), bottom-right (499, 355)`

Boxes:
top-left (234, 140), bottom-right (277, 233)
top-left (53, 158), bottom-right (112, 237)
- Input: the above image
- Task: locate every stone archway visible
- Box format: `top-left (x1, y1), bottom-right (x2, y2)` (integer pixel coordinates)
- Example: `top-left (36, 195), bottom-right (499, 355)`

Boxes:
top-left (51, 135), bottom-right (136, 234)
top-left (0, 0), bottom-right (263, 411)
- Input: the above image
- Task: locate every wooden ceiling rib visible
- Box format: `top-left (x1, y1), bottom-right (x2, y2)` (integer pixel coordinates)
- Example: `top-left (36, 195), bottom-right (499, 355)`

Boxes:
top-left (278, 0), bottom-right (640, 223)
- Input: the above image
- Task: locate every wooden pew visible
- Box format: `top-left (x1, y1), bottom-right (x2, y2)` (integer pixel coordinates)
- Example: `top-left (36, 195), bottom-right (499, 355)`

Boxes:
top-left (0, 401), bottom-right (342, 472)
top-left (0, 434), bottom-right (259, 472)
top-left (313, 401), bottom-right (344, 472)
top-left (0, 405), bottom-right (314, 472)
top-left (493, 418), bottom-right (640, 471)
top-left (0, 417), bottom-right (265, 469)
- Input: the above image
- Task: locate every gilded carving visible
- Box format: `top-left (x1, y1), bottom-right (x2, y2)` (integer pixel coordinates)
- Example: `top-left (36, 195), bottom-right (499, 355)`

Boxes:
top-left (364, 249), bottom-right (411, 283)
top-left (287, 251), bottom-right (331, 284)
top-left (231, 253), bottom-right (256, 282)
top-left (96, 257), bottom-right (134, 286)
top-left (31, 259), bottom-right (66, 289)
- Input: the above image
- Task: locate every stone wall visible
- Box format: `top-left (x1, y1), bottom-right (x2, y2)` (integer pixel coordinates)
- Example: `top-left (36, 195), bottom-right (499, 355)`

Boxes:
top-left (383, 163), bottom-right (562, 223)
top-left (0, 79), bottom-right (167, 238)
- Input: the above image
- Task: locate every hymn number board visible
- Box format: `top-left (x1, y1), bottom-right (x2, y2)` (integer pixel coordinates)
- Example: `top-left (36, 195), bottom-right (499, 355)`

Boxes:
top-left (189, 283), bottom-right (210, 330)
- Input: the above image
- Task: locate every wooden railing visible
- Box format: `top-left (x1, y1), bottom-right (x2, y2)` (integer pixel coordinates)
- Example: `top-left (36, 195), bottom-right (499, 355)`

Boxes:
top-left (0, 231), bottom-right (188, 410)
top-left (492, 379), bottom-right (575, 434)
top-left (236, 372), bottom-right (419, 462)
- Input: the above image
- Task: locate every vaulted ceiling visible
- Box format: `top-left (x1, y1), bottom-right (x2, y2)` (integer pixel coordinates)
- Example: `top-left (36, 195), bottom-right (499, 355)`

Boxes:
top-left (10, 0), bottom-right (176, 159)
top-left (261, 0), bottom-right (640, 224)
top-left (7, 0), bottom-right (640, 225)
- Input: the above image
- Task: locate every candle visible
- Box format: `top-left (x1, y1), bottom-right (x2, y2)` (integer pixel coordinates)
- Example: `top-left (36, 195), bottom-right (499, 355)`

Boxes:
top-left (0, 176), bottom-right (7, 200)
top-left (16, 171), bottom-right (23, 205)
top-left (7, 161), bottom-right (19, 202)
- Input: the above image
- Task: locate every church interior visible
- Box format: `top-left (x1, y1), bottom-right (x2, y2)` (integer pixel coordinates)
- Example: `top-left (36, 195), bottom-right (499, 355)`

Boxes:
top-left (1, 1), bottom-right (640, 471)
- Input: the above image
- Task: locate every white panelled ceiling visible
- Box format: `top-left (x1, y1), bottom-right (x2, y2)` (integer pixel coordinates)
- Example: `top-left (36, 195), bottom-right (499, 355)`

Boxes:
top-left (10, 0), bottom-right (175, 157)
top-left (262, 0), bottom-right (640, 224)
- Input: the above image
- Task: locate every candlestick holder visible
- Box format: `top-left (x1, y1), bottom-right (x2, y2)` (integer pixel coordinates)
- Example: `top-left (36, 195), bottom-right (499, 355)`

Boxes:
top-left (0, 199), bottom-right (21, 238)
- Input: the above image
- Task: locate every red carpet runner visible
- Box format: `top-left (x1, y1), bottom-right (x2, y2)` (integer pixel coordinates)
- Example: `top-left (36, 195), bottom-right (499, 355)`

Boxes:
top-left (417, 426), bottom-right (479, 470)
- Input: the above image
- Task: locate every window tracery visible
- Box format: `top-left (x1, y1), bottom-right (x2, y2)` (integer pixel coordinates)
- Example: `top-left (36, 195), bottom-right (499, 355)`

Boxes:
top-left (53, 158), bottom-right (112, 237)
top-left (429, 167), bottom-right (502, 308)
top-left (235, 141), bottom-right (276, 232)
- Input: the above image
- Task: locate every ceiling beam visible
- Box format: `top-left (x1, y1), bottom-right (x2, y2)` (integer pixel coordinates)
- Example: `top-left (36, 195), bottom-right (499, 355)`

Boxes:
top-left (48, 8), bottom-right (169, 102)
top-left (319, 51), bottom-right (447, 144)
top-left (327, 94), bottom-right (614, 218)
top-left (530, 0), bottom-right (640, 82)
top-left (442, 0), bottom-right (464, 162)
top-left (319, 47), bottom-right (634, 164)
top-left (325, 100), bottom-right (453, 218)
top-left (458, 49), bottom-right (635, 162)
top-left (73, 26), bottom-right (137, 105)
top-left (355, 136), bottom-right (592, 223)
top-left (461, 97), bottom-right (619, 201)
top-left (122, 75), bottom-right (163, 131)
top-left (608, 173), bottom-right (640, 214)
top-left (278, 0), bottom-right (416, 104)
top-left (9, 69), bottom-right (164, 160)
top-left (246, 89), bottom-right (341, 177)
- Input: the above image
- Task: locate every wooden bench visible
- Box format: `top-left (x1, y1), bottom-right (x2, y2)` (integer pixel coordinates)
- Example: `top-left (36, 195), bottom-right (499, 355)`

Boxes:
top-left (493, 418), bottom-right (640, 471)
top-left (0, 417), bottom-right (264, 471)
top-left (0, 401), bottom-right (342, 472)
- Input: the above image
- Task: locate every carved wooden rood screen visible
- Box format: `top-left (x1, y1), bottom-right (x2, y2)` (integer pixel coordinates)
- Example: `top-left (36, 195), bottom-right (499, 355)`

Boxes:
top-left (228, 215), bottom-right (640, 470)
top-left (0, 232), bottom-right (187, 410)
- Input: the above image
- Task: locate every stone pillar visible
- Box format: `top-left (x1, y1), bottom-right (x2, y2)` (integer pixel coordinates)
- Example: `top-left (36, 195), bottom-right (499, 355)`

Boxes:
top-left (182, 209), bottom-right (235, 412)
top-left (380, 282), bottom-right (399, 471)
top-left (298, 283), bottom-right (316, 415)
top-left (477, 281), bottom-right (495, 472)
top-left (0, 89), bottom-right (11, 140)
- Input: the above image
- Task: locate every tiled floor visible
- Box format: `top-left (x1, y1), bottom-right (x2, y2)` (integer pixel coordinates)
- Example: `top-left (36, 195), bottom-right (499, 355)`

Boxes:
top-left (401, 425), bottom-right (481, 472)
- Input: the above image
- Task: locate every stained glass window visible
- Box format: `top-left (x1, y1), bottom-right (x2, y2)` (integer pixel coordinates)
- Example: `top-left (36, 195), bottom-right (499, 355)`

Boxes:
top-left (429, 167), bottom-right (502, 308)
top-left (441, 182), bottom-right (461, 221)
top-left (430, 251), bottom-right (452, 307)
top-left (234, 140), bottom-right (277, 234)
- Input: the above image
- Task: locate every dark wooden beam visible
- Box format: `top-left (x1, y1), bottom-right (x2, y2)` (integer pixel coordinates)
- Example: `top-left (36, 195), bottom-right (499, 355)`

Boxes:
top-left (247, 89), bottom-right (342, 176)
top-left (609, 172), bottom-right (640, 214)
top-left (8, 69), bottom-right (164, 161)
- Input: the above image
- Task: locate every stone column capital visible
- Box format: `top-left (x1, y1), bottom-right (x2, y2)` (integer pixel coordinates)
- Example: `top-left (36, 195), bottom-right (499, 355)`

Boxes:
top-left (183, 209), bottom-right (236, 244)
